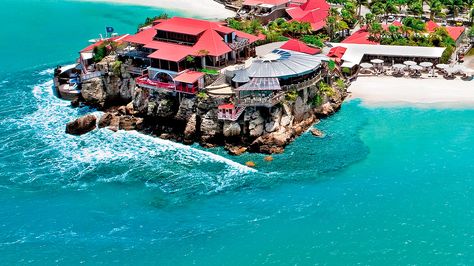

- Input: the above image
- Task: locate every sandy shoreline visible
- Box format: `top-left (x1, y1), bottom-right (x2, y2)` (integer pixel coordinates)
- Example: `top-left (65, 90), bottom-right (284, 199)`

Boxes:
top-left (348, 76), bottom-right (474, 108)
top-left (76, 0), bottom-right (235, 19)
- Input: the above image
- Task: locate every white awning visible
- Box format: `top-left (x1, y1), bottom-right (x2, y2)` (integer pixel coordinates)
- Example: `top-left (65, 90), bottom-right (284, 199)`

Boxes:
top-left (81, 52), bottom-right (94, 60)
top-left (329, 43), bottom-right (446, 65)
top-left (341, 62), bottom-right (356, 68)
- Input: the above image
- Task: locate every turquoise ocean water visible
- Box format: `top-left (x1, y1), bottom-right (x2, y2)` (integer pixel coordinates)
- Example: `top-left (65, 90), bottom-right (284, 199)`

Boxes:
top-left (1, 0), bottom-right (474, 264)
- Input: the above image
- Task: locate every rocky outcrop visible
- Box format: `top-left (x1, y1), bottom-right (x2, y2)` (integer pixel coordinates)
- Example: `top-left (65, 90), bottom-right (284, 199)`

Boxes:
top-left (81, 77), bottom-right (106, 108)
top-left (72, 55), bottom-right (349, 155)
top-left (66, 115), bottom-right (97, 135)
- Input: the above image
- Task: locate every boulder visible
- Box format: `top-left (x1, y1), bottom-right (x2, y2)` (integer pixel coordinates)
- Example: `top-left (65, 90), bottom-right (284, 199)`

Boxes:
top-left (318, 102), bottom-right (335, 116)
top-left (132, 87), bottom-right (149, 114)
top-left (223, 122), bottom-right (241, 137)
top-left (175, 97), bottom-right (195, 121)
top-left (119, 116), bottom-right (143, 131)
top-left (226, 145), bottom-right (247, 156)
top-left (184, 114), bottom-right (197, 143)
top-left (155, 98), bottom-right (176, 118)
top-left (66, 115), bottom-right (97, 135)
top-left (293, 96), bottom-right (310, 123)
top-left (81, 77), bottom-right (106, 108)
top-left (249, 110), bottom-right (265, 137)
top-left (125, 102), bottom-right (136, 115)
top-left (280, 114), bottom-right (292, 127)
top-left (98, 113), bottom-right (114, 128)
top-left (310, 128), bottom-right (325, 138)
top-left (200, 109), bottom-right (221, 142)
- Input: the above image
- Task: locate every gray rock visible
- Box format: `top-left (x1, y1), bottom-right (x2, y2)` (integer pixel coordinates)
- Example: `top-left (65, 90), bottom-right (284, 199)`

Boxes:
top-left (223, 122), bottom-right (241, 137)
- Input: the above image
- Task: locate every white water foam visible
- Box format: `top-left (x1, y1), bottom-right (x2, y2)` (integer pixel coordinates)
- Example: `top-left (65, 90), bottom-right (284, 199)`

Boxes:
top-left (5, 73), bottom-right (256, 193)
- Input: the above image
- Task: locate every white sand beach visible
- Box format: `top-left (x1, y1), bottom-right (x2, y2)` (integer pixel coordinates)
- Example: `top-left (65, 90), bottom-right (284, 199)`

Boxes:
top-left (77, 0), bottom-right (235, 19)
top-left (348, 76), bottom-right (474, 108)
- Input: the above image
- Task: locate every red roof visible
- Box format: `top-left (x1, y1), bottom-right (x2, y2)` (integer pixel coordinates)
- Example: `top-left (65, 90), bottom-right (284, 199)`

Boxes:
top-left (280, 39), bottom-right (320, 54)
top-left (80, 34), bottom-right (129, 52)
top-left (124, 17), bottom-right (259, 62)
top-left (218, 103), bottom-right (235, 109)
top-left (146, 41), bottom-right (195, 61)
top-left (426, 20), bottom-right (439, 32)
top-left (174, 70), bottom-right (205, 84)
top-left (286, 0), bottom-right (329, 31)
top-left (123, 28), bottom-right (157, 45)
top-left (341, 27), bottom-right (379, 45)
top-left (327, 46), bottom-right (347, 59)
top-left (392, 21), bottom-right (402, 27)
top-left (243, 0), bottom-right (289, 6)
top-left (425, 21), bottom-right (465, 40)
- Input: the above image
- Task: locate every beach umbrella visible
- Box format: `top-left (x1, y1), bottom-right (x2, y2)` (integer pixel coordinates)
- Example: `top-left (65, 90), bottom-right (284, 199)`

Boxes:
top-left (445, 67), bottom-right (456, 74)
top-left (404, 60), bottom-right (417, 66)
top-left (370, 59), bottom-right (384, 64)
top-left (410, 65), bottom-right (423, 71)
top-left (436, 63), bottom-right (449, 69)
top-left (420, 62), bottom-right (433, 68)
top-left (392, 63), bottom-right (406, 69)
top-left (360, 62), bottom-right (373, 68)
top-left (452, 64), bottom-right (467, 74)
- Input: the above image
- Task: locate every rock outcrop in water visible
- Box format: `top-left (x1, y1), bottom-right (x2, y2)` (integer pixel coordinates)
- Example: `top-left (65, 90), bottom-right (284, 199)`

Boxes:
top-left (65, 114), bottom-right (97, 135)
top-left (67, 55), bottom-right (347, 154)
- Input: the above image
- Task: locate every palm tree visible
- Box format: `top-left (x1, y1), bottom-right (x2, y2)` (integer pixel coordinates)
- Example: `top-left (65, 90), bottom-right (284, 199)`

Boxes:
top-left (408, 1), bottom-right (424, 17)
top-left (354, 0), bottom-right (369, 18)
top-left (428, 0), bottom-right (444, 20)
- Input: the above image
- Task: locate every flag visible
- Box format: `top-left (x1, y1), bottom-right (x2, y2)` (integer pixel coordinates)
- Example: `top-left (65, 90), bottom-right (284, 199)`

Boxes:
top-left (106, 26), bottom-right (114, 33)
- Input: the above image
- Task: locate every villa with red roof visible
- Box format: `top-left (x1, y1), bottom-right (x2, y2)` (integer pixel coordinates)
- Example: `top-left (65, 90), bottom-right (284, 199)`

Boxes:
top-left (285, 0), bottom-right (330, 32)
top-left (120, 17), bottom-right (259, 95)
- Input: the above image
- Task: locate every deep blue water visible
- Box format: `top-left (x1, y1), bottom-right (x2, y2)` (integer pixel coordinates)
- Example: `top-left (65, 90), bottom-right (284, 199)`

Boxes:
top-left (1, 0), bottom-right (474, 265)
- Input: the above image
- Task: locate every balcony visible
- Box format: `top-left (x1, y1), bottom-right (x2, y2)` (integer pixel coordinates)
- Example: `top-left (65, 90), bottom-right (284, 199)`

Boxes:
top-left (237, 92), bottom-right (285, 108)
top-left (135, 75), bottom-right (199, 95)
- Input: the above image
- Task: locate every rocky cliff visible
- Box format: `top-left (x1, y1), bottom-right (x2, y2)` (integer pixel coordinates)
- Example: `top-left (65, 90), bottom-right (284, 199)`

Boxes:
top-left (67, 55), bottom-right (347, 155)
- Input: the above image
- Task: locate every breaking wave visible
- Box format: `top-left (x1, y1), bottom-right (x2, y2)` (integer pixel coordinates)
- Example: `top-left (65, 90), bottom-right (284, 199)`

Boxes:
top-left (0, 71), bottom-right (257, 197)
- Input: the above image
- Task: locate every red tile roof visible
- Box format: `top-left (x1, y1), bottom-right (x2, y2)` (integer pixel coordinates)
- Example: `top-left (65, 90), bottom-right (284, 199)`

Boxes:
top-left (174, 70), bottom-right (205, 84)
top-left (280, 39), bottom-right (321, 54)
top-left (327, 46), bottom-right (347, 59)
top-left (341, 27), bottom-right (378, 45)
top-left (218, 103), bottom-right (235, 109)
top-left (124, 17), bottom-right (259, 62)
top-left (145, 41), bottom-right (195, 61)
top-left (286, 0), bottom-right (329, 31)
top-left (425, 20), bottom-right (465, 41)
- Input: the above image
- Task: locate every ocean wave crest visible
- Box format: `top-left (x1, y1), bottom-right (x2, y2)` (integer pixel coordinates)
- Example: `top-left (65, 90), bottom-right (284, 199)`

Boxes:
top-left (2, 73), bottom-right (256, 197)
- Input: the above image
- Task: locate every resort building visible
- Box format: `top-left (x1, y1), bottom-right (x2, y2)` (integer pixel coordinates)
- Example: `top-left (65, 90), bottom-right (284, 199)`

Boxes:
top-left (285, 0), bottom-right (330, 32)
top-left (329, 43), bottom-right (446, 69)
top-left (79, 34), bottom-right (129, 74)
top-left (120, 17), bottom-right (259, 94)
top-left (218, 39), bottom-right (327, 121)
top-left (238, 0), bottom-right (291, 21)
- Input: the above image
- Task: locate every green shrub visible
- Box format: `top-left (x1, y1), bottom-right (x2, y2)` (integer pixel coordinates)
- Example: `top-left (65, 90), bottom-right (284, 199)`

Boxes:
top-left (197, 91), bottom-right (208, 100)
top-left (198, 68), bottom-right (219, 75)
top-left (312, 94), bottom-right (323, 106)
top-left (285, 90), bottom-right (298, 102)
top-left (112, 60), bottom-right (122, 76)
top-left (319, 82), bottom-right (335, 97)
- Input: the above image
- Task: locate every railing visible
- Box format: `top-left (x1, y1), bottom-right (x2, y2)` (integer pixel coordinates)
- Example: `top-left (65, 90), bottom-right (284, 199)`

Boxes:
top-left (136, 75), bottom-right (198, 94)
top-left (236, 92), bottom-right (284, 108)
top-left (281, 73), bottom-right (322, 91)
top-left (127, 66), bottom-right (147, 75)
top-left (117, 49), bottom-right (150, 59)
top-left (81, 71), bottom-right (103, 81)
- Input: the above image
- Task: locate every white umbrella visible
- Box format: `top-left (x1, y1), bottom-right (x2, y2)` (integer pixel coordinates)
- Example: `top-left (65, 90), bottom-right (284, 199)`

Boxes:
top-left (370, 59), bottom-right (384, 64)
top-left (446, 67), bottom-right (456, 74)
top-left (360, 62), bottom-right (373, 68)
top-left (392, 63), bottom-right (406, 69)
top-left (410, 65), bottom-right (423, 71)
top-left (452, 64), bottom-right (466, 74)
top-left (420, 62), bottom-right (433, 68)
top-left (436, 64), bottom-right (449, 69)
top-left (404, 60), bottom-right (417, 66)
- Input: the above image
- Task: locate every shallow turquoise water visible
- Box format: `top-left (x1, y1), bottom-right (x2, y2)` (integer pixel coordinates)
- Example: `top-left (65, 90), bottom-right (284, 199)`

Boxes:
top-left (1, 1), bottom-right (474, 265)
